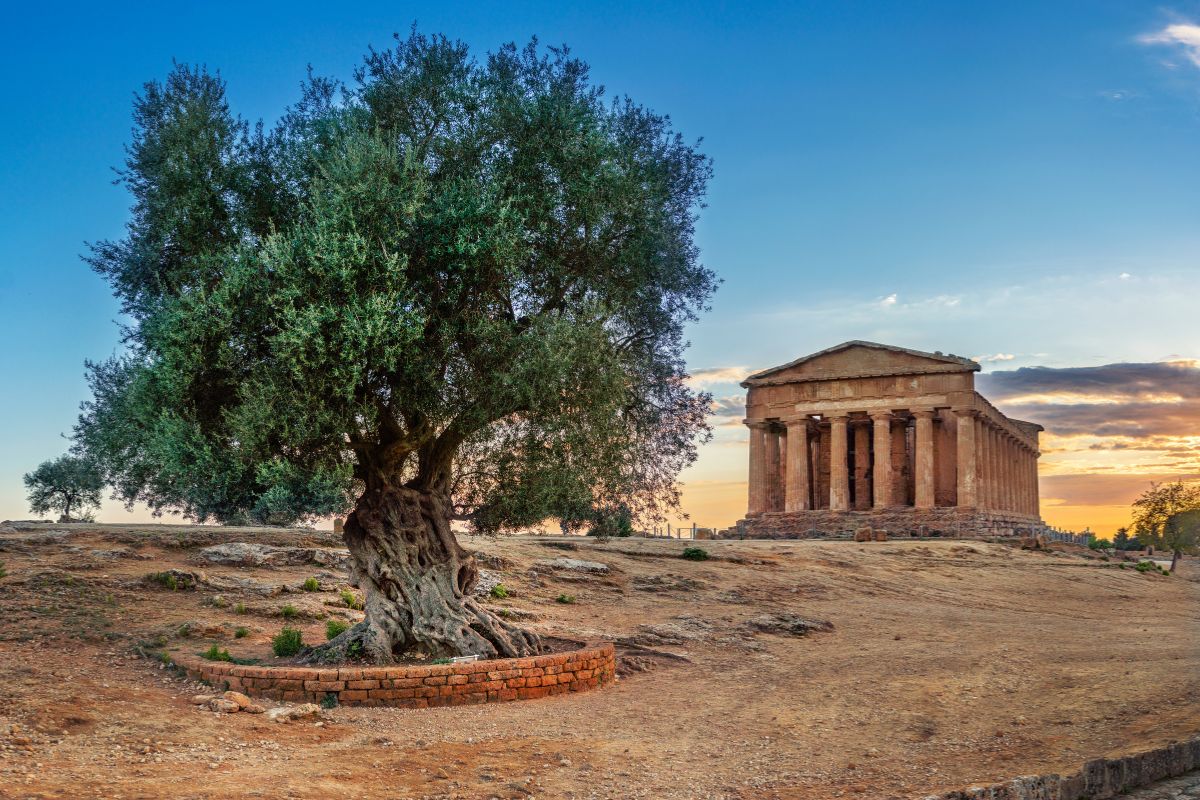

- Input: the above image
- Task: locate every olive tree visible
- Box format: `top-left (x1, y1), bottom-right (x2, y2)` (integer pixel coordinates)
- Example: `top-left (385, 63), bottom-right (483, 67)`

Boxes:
top-left (24, 455), bottom-right (104, 522)
top-left (77, 32), bottom-right (715, 661)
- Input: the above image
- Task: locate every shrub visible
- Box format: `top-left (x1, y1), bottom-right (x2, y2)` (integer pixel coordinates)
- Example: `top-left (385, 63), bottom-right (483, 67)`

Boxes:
top-left (175, 622), bottom-right (193, 638)
top-left (556, 593), bottom-right (576, 604)
top-left (0, 562), bottom-right (7, 579)
top-left (272, 627), bottom-right (303, 657)
top-left (325, 619), bottom-right (350, 640)
top-left (234, 626), bottom-right (250, 639)
top-left (681, 547), bottom-right (709, 561)
top-left (203, 645), bottom-right (232, 662)
top-left (320, 692), bottom-right (339, 710)
top-left (340, 589), bottom-right (364, 610)
top-left (431, 657), bottom-right (452, 665)
top-left (280, 604), bottom-right (299, 619)
top-left (302, 577), bottom-right (319, 592)
top-left (235, 602), bottom-right (248, 615)
top-left (489, 583), bottom-right (509, 599)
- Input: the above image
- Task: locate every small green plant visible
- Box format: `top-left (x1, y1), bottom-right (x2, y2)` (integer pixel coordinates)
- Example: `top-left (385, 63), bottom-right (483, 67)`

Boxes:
top-left (175, 622), bottom-right (193, 638)
top-left (1119, 562), bottom-right (1127, 570)
top-left (1135, 561), bottom-right (1154, 573)
top-left (203, 645), bottom-right (233, 662)
top-left (431, 657), bottom-right (452, 665)
top-left (0, 562), bottom-right (7, 579)
top-left (234, 626), bottom-right (250, 639)
top-left (320, 692), bottom-right (339, 709)
top-left (556, 593), bottom-right (576, 604)
top-left (280, 604), bottom-right (299, 619)
top-left (325, 619), bottom-right (350, 640)
top-left (681, 546), bottom-right (709, 561)
top-left (302, 577), bottom-right (320, 592)
top-left (235, 602), bottom-right (248, 615)
top-left (489, 583), bottom-right (509, 599)
top-left (272, 626), bottom-right (303, 657)
top-left (346, 639), bottom-right (363, 658)
top-left (158, 651), bottom-right (173, 665)
top-left (162, 573), bottom-right (178, 591)
top-left (339, 588), bottom-right (364, 610)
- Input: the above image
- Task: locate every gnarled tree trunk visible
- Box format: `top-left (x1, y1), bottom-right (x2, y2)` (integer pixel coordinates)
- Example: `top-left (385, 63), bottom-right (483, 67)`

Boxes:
top-left (304, 483), bottom-right (540, 663)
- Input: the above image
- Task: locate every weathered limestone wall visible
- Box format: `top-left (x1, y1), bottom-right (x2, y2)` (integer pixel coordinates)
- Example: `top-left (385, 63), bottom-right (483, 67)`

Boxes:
top-left (924, 734), bottom-right (1200, 800)
top-left (729, 508), bottom-right (1045, 539)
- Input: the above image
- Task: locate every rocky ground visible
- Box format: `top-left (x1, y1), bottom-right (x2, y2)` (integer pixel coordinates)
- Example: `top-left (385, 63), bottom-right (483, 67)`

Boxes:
top-left (0, 522), bottom-right (1196, 799)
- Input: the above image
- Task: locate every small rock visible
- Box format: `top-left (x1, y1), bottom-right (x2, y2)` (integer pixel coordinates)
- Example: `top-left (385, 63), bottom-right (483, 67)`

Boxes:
top-left (534, 557), bottom-right (609, 574)
top-left (191, 694), bottom-right (216, 705)
top-left (243, 704), bottom-right (266, 714)
top-left (223, 691), bottom-right (254, 709)
top-left (265, 703), bottom-right (322, 723)
top-left (208, 698), bottom-right (241, 713)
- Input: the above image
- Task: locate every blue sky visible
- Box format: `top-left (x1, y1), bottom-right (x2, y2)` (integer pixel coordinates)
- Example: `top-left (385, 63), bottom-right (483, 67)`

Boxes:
top-left (2, 1), bottom-right (1199, 530)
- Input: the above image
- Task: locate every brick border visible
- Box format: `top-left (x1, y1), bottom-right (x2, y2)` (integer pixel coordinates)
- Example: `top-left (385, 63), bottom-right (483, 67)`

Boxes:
top-left (924, 734), bottom-right (1200, 800)
top-left (171, 641), bottom-right (615, 708)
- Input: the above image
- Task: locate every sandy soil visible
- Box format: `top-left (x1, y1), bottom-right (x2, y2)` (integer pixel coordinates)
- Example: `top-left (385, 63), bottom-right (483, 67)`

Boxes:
top-left (0, 522), bottom-right (1196, 799)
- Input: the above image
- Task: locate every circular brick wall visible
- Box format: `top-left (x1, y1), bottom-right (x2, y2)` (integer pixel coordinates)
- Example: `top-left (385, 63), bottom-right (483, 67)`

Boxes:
top-left (171, 641), bottom-right (615, 708)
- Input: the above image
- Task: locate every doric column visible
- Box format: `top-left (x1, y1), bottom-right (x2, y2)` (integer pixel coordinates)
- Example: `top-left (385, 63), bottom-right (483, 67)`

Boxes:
top-left (784, 419), bottom-right (811, 512)
top-left (953, 408), bottom-right (978, 508)
top-left (987, 424), bottom-right (1001, 510)
top-left (747, 421), bottom-right (767, 515)
top-left (870, 411), bottom-right (893, 508)
top-left (1024, 447), bottom-right (1034, 515)
top-left (829, 415), bottom-right (850, 511)
top-left (853, 420), bottom-right (871, 510)
top-left (1030, 452), bottom-right (1040, 518)
top-left (764, 426), bottom-right (781, 512)
top-left (913, 409), bottom-right (936, 509)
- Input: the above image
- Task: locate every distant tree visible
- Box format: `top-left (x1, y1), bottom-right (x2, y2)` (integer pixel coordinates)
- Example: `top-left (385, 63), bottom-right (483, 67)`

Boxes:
top-left (23, 455), bottom-right (104, 522)
top-left (75, 32), bottom-right (714, 661)
top-left (1162, 510), bottom-right (1200, 572)
top-left (1112, 527), bottom-right (1130, 550)
top-left (1130, 481), bottom-right (1200, 560)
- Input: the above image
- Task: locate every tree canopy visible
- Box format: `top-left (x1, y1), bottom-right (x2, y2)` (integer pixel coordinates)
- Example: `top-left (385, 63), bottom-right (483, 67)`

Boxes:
top-left (77, 31), bottom-right (715, 533)
top-left (24, 455), bottom-right (105, 521)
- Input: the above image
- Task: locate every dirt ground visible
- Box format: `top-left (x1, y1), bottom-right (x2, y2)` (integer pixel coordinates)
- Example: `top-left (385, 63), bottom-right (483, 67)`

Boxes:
top-left (0, 522), bottom-right (1196, 800)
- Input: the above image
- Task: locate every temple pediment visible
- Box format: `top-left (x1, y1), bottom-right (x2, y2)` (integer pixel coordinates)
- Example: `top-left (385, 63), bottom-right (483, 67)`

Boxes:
top-left (742, 341), bottom-right (980, 386)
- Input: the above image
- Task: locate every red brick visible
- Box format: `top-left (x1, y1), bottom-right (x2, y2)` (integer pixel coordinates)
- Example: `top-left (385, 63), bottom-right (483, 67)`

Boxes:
top-left (346, 680), bottom-right (380, 690)
top-left (446, 674), bottom-right (469, 685)
top-left (341, 690), bottom-right (369, 702)
top-left (304, 680), bottom-right (345, 692)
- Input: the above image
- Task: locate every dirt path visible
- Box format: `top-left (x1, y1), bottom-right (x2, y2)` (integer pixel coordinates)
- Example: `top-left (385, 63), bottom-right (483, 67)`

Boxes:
top-left (0, 524), bottom-right (1196, 799)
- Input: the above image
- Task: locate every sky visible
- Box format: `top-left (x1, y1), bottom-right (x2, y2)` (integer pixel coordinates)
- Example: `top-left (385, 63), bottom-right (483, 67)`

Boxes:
top-left (1, 1), bottom-right (1199, 534)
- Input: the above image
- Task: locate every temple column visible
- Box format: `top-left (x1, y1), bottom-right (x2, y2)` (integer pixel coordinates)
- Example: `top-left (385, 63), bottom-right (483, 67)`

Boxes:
top-left (747, 421), bottom-right (767, 515)
top-left (999, 434), bottom-right (1011, 512)
top-left (1031, 452), bottom-right (1040, 517)
top-left (913, 409), bottom-right (936, 509)
top-left (784, 419), bottom-right (811, 512)
top-left (765, 425), bottom-right (781, 512)
top-left (988, 425), bottom-right (1001, 510)
top-left (953, 408), bottom-right (978, 508)
top-left (870, 411), bottom-right (893, 508)
top-left (853, 420), bottom-right (871, 510)
top-left (829, 415), bottom-right (850, 511)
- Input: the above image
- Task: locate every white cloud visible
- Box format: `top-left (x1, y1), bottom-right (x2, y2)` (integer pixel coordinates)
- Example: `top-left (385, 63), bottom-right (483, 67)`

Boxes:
top-left (974, 353), bottom-right (1016, 363)
top-left (1119, 272), bottom-right (1132, 280)
top-left (1139, 23), bottom-right (1200, 68)
top-left (880, 293), bottom-right (898, 307)
top-left (687, 366), bottom-right (752, 387)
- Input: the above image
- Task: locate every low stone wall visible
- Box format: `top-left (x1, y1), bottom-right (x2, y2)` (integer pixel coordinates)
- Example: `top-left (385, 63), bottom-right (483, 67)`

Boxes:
top-left (729, 508), bottom-right (1045, 539)
top-left (172, 641), bottom-right (615, 708)
top-left (925, 735), bottom-right (1200, 800)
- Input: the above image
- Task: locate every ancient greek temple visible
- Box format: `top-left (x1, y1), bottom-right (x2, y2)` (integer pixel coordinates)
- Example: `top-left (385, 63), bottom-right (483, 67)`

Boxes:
top-left (735, 341), bottom-right (1045, 537)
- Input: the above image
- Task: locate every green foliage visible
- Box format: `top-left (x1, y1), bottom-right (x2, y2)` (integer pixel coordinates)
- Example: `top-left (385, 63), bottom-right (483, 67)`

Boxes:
top-left (280, 604), bottom-right (299, 619)
top-left (234, 626), bottom-right (250, 639)
top-left (0, 562), bottom-right (7, 579)
top-left (272, 626), bottom-right (303, 657)
top-left (346, 640), bottom-right (363, 659)
top-left (148, 571), bottom-right (195, 591)
top-left (320, 692), bottom-right (339, 709)
top-left (340, 589), bottom-right (363, 610)
top-left (175, 622), bottom-right (193, 638)
top-left (1163, 509), bottom-right (1200, 560)
top-left (489, 583), bottom-right (509, 599)
top-left (23, 454), bottom-right (104, 521)
top-left (430, 657), bottom-right (452, 665)
top-left (235, 602), bottom-right (248, 615)
top-left (1088, 538), bottom-right (1111, 551)
top-left (325, 619), bottom-right (350, 640)
top-left (585, 504), bottom-right (635, 538)
top-left (302, 577), bottom-right (320, 592)
top-left (1131, 481), bottom-right (1200, 551)
top-left (680, 546), bottom-right (709, 561)
top-left (203, 645), bottom-right (232, 662)
top-left (75, 31), bottom-right (714, 536)
top-left (555, 593), bottom-right (576, 604)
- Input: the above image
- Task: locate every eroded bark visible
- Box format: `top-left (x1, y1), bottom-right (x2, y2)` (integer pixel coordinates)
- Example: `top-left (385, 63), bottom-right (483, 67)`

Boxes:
top-left (303, 483), bottom-right (540, 664)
